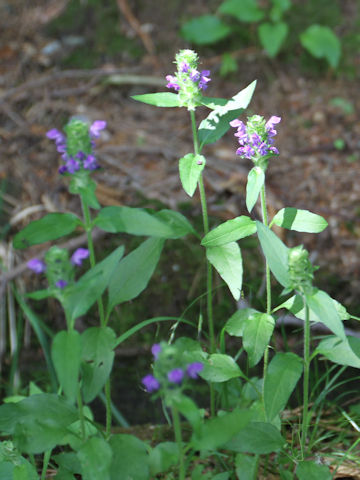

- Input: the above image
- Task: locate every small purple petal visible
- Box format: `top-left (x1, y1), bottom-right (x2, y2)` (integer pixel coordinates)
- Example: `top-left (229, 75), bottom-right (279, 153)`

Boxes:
top-left (142, 374), bottom-right (160, 393)
top-left (180, 61), bottom-right (189, 73)
top-left (186, 362), bottom-right (203, 379)
top-left (265, 116), bottom-right (281, 131)
top-left (55, 279), bottom-right (68, 289)
top-left (229, 119), bottom-right (244, 128)
top-left (189, 69), bottom-right (200, 82)
top-left (65, 158), bottom-right (80, 174)
top-left (46, 129), bottom-right (62, 140)
top-left (58, 165), bottom-right (68, 175)
top-left (165, 75), bottom-right (180, 91)
top-left (71, 248), bottom-right (89, 266)
top-left (83, 154), bottom-right (99, 171)
top-left (167, 368), bottom-right (184, 384)
top-left (199, 70), bottom-right (211, 90)
top-left (90, 120), bottom-right (107, 138)
top-left (151, 344), bottom-right (162, 359)
top-left (27, 258), bottom-right (46, 274)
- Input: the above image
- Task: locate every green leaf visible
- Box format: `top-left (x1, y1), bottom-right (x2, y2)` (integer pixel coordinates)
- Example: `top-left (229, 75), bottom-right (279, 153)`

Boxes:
top-left (0, 394), bottom-right (77, 453)
top-left (235, 453), bottom-right (258, 480)
top-left (296, 461), bottom-right (332, 480)
top-left (191, 409), bottom-right (253, 450)
top-left (95, 206), bottom-right (193, 238)
top-left (63, 246), bottom-right (124, 323)
top-left (243, 313), bottom-right (275, 367)
top-left (246, 166), bottom-right (265, 213)
top-left (219, 0), bottom-right (265, 22)
top-left (256, 221), bottom-right (291, 288)
top-left (206, 242), bottom-right (243, 300)
top-left (51, 330), bottom-right (82, 404)
top-left (108, 238), bottom-right (164, 312)
top-left (198, 80), bottom-right (257, 147)
top-left (200, 97), bottom-right (228, 109)
top-left (167, 394), bottom-right (201, 432)
top-left (180, 15), bottom-right (231, 45)
top-left (264, 353), bottom-right (303, 421)
top-left (26, 289), bottom-right (52, 300)
top-left (225, 421), bottom-right (286, 453)
top-left (270, 0), bottom-right (291, 22)
top-left (81, 327), bottom-right (116, 402)
top-left (131, 92), bottom-right (180, 107)
top-left (201, 216), bottom-right (256, 247)
top-left (315, 336), bottom-right (360, 369)
top-left (224, 308), bottom-right (260, 337)
top-left (271, 207), bottom-right (328, 233)
top-left (179, 154), bottom-right (206, 197)
top-left (201, 353), bottom-right (244, 382)
top-left (258, 22), bottom-right (288, 57)
top-left (300, 25), bottom-right (341, 68)
top-left (109, 435), bottom-right (149, 480)
top-left (13, 213), bottom-right (79, 249)
top-left (77, 437), bottom-right (112, 480)
top-left (305, 289), bottom-right (346, 340)
top-left (149, 442), bottom-right (179, 476)
top-left (53, 452), bottom-right (82, 476)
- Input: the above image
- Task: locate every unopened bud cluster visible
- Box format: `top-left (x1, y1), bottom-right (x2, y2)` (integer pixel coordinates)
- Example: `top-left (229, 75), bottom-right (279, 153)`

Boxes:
top-left (288, 245), bottom-right (315, 294)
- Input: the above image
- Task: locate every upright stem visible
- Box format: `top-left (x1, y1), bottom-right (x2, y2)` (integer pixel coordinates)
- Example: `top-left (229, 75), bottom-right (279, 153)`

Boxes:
top-left (172, 406), bottom-right (185, 480)
top-left (260, 185), bottom-right (271, 413)
top-left (301, 300), bottom-right (311, 458)
top-left (40, 450), bottom-right (52, 480)
top-left (77, 384), bottom-right (86, 441)
top-left (190, 110), bottom-right (215, 416)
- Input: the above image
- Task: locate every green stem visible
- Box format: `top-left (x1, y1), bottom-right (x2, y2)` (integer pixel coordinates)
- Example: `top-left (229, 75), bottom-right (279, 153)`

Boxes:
top-left (260, 185), bottom-right (271, 409)
top-left (105, 379), bottom-right (112, 438)
top-left (301, 300), bottom-right (311, 458)
top-left (77, 385), bottom-right (86, 441)
top-left (40, 449), bottom-right (51, 480)
top-left (190, 110), bottom-right (216, 416)
top-left (172, 406), bottom-right (185, 480)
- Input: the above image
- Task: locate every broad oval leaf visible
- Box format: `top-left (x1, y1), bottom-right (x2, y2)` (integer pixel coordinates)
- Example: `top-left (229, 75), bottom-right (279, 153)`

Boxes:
top-left (108, 238), bottom-right (164, 312)
top-left (315, 336), bottom-right (360, 369)
top-left (256, 221), bottom-right (291, 288)
top-left (201, 216), bottom-right (256, 247)
top-left (235, 453), bottom-right (258, 479)
top-left (206, 242), bottom-right (243, 300)
top-left (305, 289), bottom-right (345, 340)
top-left (149, 442), bottom-right (179, 477)
top-left (246, 166), bottom-right (265, 213)
top-left (296, 461), bottom-right (332, 480)
top-left (180, 15), bottom-right (231, 45)
top-left (225, 421), bottom-right (286, 454)
top-left (109, 434), bottom-right (149, 480)
top-left (131, 92), bottom-right (180, 107)
top-left (264, 352), bottom-right (303, 421)
top-left (219, 0), bottom-right (265, 22)
top-left (272, 207), bottom-right (328, 233)
top-left (179, 153), bottom-right (206, 197)
top-left (51, 330), bottom-right (82, 404)
top-left (300, 25), bottom-right (341, 68)
top-left (258, 22), bottom-right (288, 57)
top-left (224, 308), bottom-right (260, 337)
top-left (198, 80), bottom-right (257, 147)
top-left (243, 313), bottom-right (275, 367)
top-left (78, 437), bottom-right (112, 480)
top-left (13, 213), bottom-right (80, 249)
top-left (201, 353), bottom-right (243, 383)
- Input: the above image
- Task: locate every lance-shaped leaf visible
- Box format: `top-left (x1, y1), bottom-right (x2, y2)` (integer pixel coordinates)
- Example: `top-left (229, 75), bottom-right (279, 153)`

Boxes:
top-left (256, 221), bottom-right (291, 288)
top-left (131, 92), bottom-right (180, 107)
top-left (305, 289), bottom-right (345, 340)
top-left (198, 80), bottom-right (257, 147)
top-left (243, 313), bottom-right (275, 367)
top-left (315, 336), bottom-right (360, 369)
top-left (246, 166), bottom-right (265, 213)
top-left (264, 352), bottom-right (303, 421)
top-left (201, 216), bottom-right (256, 247)
top-left (13, 213), bottom-right (80, 249)
top-left (51, 330), bottom-right (82, 404)
top-left (179, 153), bottom-right (206, 197)
top-left (206, 242), bottom-right (243, 300)
top-left (271, 207), bottom-right (328, 233)
top-left (108, 238), bottom-right (164, 313)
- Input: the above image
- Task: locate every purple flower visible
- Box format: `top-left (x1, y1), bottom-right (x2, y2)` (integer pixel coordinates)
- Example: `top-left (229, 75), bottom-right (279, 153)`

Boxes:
top-left (151, 343), bottom-right (162, 359)
top-left (186, 362), bottom-right (204, 379)
top-left (55, 279), bottom-right (68, 289)
top-left (89, 120), bottom-right (107, 138)
top-left (83, 154), bottom-right (99, 171)
top-left (27, 258), bottom-right (46, 274)
top-left (65, 158), bottom-right (80, 174)
top-left (58, 165), bottom-right (68, 175)
top-left (165, 75), bottom-right (180, 91)
top-left (142, 374), bottom-right (160, 393)
top-left (189, 69), bottom-right (200, 82)
top-left (71, 248), bottom-right (89, 266)
top-left (167, 368), bottom-right (184, 384)
top-left (180, 61), bottom-right (189, 73)
top-left (199, 70), bottom-right (211, 90)
top-left (46, 129), bottom-right (63, 141)
top-left (265, 116), bottom-right (281, 131)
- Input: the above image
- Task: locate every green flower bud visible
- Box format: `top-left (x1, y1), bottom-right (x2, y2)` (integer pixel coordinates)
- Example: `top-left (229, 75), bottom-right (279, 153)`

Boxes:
top-left (288, 245), bottom-right (314, 294)
top-left (44, 246), bottom-right (74, 289)
top-left (64, 119), bottom-right (92, 157)
top-left (246, 115), bottom-right (267, 138)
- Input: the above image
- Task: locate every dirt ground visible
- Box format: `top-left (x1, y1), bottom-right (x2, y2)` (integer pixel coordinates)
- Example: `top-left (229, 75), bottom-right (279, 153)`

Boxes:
top-left (1, 0), bottom-right (360, 313)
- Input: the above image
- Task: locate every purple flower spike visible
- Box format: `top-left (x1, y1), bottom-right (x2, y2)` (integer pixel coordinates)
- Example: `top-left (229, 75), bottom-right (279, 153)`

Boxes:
top-left (151, 343), bottom-right (162, 360)
top-left (55, 279), bottom-right (68, 289)
top-left (27, 258), bottom-right (46, 274)
top-left (142, 374), bottom-right (160, 393)
top-left (168, 368), bottom-right (184, 384)
top-left (90, 120), bottom-right (107, 138)
top-left (186, 362), bottom-right (204, 379)
top-left (71, 248), bottom-right (89, 266)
